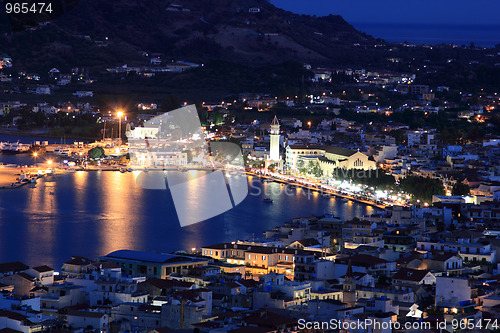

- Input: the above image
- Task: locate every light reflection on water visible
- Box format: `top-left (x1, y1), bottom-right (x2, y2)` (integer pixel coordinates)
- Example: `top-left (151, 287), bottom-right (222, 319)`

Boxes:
top-left (0, 171), bottom-right (378, 269)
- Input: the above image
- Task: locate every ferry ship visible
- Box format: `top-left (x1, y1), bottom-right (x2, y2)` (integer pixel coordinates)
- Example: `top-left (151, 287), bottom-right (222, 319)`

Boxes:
top-left (1, 142), bottom-right (30, 154)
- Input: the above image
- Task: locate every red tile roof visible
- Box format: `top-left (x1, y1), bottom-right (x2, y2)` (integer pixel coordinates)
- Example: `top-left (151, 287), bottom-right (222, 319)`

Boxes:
top-left (32, 265), bottom-right (53, 273)
top-left (392, 268), bottom-right (431, 282)
top-left (0, 310), bottom-right (28, 322)
top-left (0, 262), bottom-right (29, 274)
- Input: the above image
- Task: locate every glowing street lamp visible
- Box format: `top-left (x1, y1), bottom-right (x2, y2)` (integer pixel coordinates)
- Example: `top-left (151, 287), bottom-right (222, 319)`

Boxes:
top-left (33, 152), bottom-right (38, 166)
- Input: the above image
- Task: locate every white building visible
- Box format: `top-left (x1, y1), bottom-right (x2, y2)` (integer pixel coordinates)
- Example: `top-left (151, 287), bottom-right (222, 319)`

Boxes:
top-left (392, 268), bottom-right (435, 285)
top-left (266, 116), bottom-right (283, 170)
top-left (417, 240), bottom-right (496, 263)
top-left (269, 116), bottom-right (280, 161)
top-left (435, 276), bottom-right (475, 307)
top-left (26, 266), bottom-right (54, 286)
top-left (66, 311), bottom-right (110, 331)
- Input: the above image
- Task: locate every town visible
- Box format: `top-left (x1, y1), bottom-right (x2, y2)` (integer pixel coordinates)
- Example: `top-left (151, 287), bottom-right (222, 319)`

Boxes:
top-left (0, 71), bottom-right (499, 331)
top-left (0, 1), bottom-right (499, 332)
top-left (1, 199), bottom-right (500, 332)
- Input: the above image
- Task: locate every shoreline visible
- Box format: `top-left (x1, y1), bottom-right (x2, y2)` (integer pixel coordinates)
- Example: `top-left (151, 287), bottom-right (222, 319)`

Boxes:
top-left (249, 171), bottom-right (387, 210)
top-left (0, 158), bottom-right (387, 210)
top-left (0, 128), bottom-right (98, 141)
top-left (3, 166), bottom-right (387, 210)
top-left (0, 165), bottom-right (47, 189)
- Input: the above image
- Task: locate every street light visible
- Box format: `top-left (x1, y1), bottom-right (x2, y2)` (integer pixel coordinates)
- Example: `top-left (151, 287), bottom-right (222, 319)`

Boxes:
top-left (117, 111), bottom-right (124, 143)
top-left (33, 152), bottom-right (38, 167)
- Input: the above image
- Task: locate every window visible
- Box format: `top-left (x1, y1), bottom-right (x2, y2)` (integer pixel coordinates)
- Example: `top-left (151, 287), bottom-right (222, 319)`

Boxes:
top-left (285, 255), bottom-right (288, 261)
top-left (262, 255), bottom-right (266, 261)
top-left (248, 254), bottom-right (251, 260)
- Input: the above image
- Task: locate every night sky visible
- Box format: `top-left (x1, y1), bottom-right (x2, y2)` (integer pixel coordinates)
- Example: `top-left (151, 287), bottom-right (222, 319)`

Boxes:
top-left (271, 0), bottom-right (500, 26)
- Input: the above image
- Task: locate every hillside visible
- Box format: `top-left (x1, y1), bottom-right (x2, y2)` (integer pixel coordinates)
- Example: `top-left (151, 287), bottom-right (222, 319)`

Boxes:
top-left (0, 0), bottom-right (378, 71)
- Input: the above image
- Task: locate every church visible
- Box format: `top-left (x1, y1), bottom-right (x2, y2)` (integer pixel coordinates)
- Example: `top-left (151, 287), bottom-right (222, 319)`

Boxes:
top-left (286, 145), bottom-right (377, 174)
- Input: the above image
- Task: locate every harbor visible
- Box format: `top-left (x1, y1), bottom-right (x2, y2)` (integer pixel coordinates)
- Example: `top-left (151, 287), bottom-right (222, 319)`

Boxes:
top-left (0, 165), bottom-right (46, 188)
top-left (0, 137), bottom-right (389, 210)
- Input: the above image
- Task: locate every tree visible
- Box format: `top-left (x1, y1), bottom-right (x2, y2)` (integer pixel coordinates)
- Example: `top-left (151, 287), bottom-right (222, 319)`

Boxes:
top-left (388, 129), bottom-right (405, 145)
top-left (212, 112), bottom-right (224, 125)
top-left (399, 176), bottom-right (445, 203)
top-left (452, 182), bottom-right (470, 196)
top-left (161, 94), bottom-right (181, 112)
top-left (377, 275), bottom-right (391, 285)
top-left (297, 159), bottom-right (304, 169)
top-left (308, 160), bottom-right (315, 173)
top-left (312, 163), bottom-right (323, 177)
top-left (88, 147), bottom-right (105, 160)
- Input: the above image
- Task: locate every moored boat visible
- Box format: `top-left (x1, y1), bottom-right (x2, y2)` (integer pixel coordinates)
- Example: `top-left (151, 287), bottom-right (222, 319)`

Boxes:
top-left (1, 142), bottom-right (30, 154)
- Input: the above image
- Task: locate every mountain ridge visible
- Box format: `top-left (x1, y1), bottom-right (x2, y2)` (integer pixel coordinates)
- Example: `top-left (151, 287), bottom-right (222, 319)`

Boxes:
top-left (0, 0), bottom-right (380, 71)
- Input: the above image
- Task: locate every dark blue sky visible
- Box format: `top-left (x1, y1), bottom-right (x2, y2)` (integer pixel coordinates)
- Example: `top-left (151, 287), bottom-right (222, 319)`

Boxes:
top-left (271, 0), bottom-right (500, 25)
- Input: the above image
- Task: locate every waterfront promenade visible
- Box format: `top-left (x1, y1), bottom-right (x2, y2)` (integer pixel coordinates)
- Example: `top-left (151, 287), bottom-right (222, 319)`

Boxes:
top-left (248, 171), bottom-right (388, 210)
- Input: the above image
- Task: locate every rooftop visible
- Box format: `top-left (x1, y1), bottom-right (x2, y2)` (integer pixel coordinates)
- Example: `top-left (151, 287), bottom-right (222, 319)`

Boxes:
top-left (101, 249), bottom-right (206, 265)
top-left (32, 265), bottom-right (54, 273)
top-left (0, 262), bottom-right (29, 274)
top-left (325, 146), bottom-right (357, 157)
top-left (392, 268), bottom-right (431, 282)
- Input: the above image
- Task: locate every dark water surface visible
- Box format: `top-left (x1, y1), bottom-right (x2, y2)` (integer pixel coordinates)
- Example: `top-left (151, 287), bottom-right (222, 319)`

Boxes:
top-left (354, 23), bottom-right (500, 47)
top-left (0, 171), bottom-right (377, 269)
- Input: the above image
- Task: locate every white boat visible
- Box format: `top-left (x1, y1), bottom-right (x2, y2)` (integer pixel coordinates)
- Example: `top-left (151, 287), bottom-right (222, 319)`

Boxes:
top-left (1, 142), bottom-right (30, 154)
top-left (54, 148), bottom-right (71, 156)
